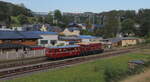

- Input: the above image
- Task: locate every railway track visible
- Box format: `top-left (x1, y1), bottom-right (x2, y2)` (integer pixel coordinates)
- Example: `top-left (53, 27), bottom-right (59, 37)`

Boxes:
top-left (0, 45), bottom-right (146, 79)
top-left (0, 45), bottom-right (136, 69)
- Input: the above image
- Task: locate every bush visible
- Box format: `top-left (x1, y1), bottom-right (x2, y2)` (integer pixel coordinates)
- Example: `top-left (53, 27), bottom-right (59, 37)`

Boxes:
top-left (127, 64), bottom-right (145, 75)
top-left (144, 38), bottom-right (150, 43)
top-left (104, 65), bottom-right (127, 82)
top-left (144, 60), bottom-right (150, 67)
top-left (104, 62), bottom-right (150, 82)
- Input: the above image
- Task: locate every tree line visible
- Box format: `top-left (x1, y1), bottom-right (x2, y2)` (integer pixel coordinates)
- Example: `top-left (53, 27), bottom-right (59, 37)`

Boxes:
top-left (0, 1), bottom-right (33, 27)
top-left (93, 9), bottom-right (150, 38)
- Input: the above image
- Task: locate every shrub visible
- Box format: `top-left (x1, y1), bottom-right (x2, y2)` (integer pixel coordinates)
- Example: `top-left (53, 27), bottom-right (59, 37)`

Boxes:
top-left (144, 61), bottom-right (150, 67)
top-left (104, 65), bottom-right (127, 82)
top-left (127, 64), bottom-right (144, 75)
top-left (104, 62), bottom-right (150, 82)
top-left (144, 38), bottom-right (150, 43)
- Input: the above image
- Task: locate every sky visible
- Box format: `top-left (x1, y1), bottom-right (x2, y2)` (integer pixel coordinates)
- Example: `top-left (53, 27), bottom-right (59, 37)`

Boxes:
top-left (1, 0), bottom-right (150, 13)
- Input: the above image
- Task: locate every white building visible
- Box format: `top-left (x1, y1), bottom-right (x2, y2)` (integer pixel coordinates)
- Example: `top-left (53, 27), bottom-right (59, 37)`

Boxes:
top-left (27, 31), bottom-right (58, 47)
top-left (28, 31), bottom-right (69, 47)
top-left (12, 27), bottom-right (23, 31)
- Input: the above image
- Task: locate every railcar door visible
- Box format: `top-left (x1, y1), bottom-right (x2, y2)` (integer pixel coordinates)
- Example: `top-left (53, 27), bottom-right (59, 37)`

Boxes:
top-left (68, 48), bottom-right (71, 57)
top-left (59, 48), bottom-right (64, 58)
top-left (62, 48), bottom-right (68, 58)
top-left (51, 49), bottom-right (56, 58)
top-left (62, 48), bottom-right (66, 58)
top-left (56, 48), bottom-right (60, 58)
top-left (45, 48), bottom-right (50, 57)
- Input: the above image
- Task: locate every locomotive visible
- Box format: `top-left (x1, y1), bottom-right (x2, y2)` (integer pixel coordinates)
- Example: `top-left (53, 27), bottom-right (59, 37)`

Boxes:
top-left (45, 42), bottom-right (103, 59)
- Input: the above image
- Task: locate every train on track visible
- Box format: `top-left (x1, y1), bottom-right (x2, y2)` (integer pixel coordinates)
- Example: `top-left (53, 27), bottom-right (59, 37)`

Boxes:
top-left (45, 42), bottom-right (104, 59)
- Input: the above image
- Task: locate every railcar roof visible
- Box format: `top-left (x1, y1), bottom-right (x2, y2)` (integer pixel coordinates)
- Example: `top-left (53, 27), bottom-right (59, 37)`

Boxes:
top-left (48, 45), bottom-right (80, 49)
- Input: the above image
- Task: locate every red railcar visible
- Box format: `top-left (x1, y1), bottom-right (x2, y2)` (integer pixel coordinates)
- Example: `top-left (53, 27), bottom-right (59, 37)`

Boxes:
top-left (77, 43), bottom-right (103, 55)
top-left (46, 45), bottom-right (81, 59)
top-left (46, 42), bottom-right (103, 59)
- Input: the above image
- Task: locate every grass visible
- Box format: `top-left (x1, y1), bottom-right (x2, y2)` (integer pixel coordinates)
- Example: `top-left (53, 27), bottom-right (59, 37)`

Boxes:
top-left (4, 49), bottom-right (150, 82)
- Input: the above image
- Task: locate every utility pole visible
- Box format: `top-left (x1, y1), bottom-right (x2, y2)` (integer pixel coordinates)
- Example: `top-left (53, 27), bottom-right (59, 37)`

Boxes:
top-left (74, 16), bottom-right (77, 23)
top-left (88, 15), bottom-right (91, 25)
top-left (52, 13), bottom-right (55, 24)
top-left (117, 16), bottom-right (122, 37)
top-left (78, 17), bottom-right (80, 23)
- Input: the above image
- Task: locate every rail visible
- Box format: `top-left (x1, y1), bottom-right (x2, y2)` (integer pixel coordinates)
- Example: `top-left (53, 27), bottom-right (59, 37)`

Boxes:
top-left (0, 46), bottom-right (145, 79)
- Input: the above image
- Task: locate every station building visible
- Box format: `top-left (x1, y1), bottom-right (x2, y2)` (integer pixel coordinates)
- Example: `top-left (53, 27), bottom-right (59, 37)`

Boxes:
top-left (102, 37), bottom-right (138, 48)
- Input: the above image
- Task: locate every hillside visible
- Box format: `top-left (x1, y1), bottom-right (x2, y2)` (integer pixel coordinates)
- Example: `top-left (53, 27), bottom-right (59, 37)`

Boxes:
top-left (0, 1), bottom-right (33, 23)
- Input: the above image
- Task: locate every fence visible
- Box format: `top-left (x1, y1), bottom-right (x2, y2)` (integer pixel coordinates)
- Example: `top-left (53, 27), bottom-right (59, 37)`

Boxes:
top-left (0, 49), bottom-right (45, 61)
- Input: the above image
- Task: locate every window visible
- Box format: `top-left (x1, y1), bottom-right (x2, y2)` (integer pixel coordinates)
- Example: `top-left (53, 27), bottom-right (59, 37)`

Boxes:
top-left (50, 40), bottom-right (57, 45)
top-left (4, 40), bottom-right (11, 43)
top-left (40, 40), bottom-right (48, 44)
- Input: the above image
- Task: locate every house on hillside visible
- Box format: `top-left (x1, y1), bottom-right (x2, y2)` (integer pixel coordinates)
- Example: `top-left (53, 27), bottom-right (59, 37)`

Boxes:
top-left (88, 24), bottom-right (103, 32)
top-left (92, 24), bottom-right (103, 29)
top-left (13, 27), bottom-right (23, 31)
top-left (50, 26), bottom-right (63, 33)
top-left (68, 22), bottom-right (78, 27)
top-left (22, 24), bottom-right (63, 33)
top-left (59, 27), bottom-right (80, 36)
top-left (40, 25), bottom-right (48, 31)
top-left (77, 24), bottom-right (87, 30)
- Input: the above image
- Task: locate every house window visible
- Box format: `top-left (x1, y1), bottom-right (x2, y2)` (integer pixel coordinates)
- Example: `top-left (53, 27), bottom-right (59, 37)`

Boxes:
top-left (50, 40), bottom-right (57, 45)
top-left (4, 40), bottom-right (11, 43)
top-left (40, 40), bottom-right (48, 44)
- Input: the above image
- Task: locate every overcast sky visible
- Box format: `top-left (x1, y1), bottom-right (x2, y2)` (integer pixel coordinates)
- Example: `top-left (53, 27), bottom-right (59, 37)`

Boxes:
top-left (2, 0), bottom-right (150, 13)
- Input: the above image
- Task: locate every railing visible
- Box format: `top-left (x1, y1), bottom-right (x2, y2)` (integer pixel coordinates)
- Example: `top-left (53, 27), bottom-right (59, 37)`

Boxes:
top-left (0, 49), bottom-right (45, 61)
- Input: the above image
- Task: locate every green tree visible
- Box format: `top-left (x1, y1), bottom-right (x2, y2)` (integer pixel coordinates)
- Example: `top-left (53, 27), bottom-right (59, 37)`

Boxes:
top-left (103, 11), bottom-right (120, 38)
top-left (81, 29), bottom-right (94, 35)
top-left (121, 19), bottom-right (136, 36)
top-left (17, 14), bottom-right (28, 25)
top-left (137, 9), bottom-right (150, 37)
top-left (93, 28), bottom-right (104, 36)
top-left (28, 17), bottom-right (37, 24)
top-left (37, 16), bottom-right (43, 23)
top-left (62, 15), bottom-right (74, 25)
top-left (45, 12), bottom-right (53, 24)
top-left (10, 16), bottom-right (20, 27)
top-left (54, 9), bottom-right (62, 22)
top-left (0, 1), bottom-right (33, 27)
